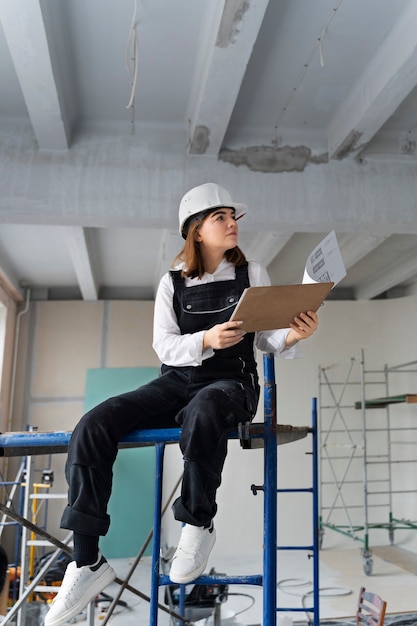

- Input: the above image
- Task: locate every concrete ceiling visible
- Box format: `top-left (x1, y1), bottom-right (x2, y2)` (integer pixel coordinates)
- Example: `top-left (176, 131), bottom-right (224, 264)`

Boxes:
top-left (1, 0), bottom-right (417, 303)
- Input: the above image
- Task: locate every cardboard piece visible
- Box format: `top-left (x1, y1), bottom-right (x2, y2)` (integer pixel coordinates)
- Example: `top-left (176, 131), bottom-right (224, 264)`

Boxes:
top-left (229, 282), bottom-right (334, 331)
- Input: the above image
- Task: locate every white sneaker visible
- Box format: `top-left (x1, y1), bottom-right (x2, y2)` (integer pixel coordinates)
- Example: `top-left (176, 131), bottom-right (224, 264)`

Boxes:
top-left (44, 552), bottom-right (116, 626)
top-left (169, 523), bottom-right (216, 584)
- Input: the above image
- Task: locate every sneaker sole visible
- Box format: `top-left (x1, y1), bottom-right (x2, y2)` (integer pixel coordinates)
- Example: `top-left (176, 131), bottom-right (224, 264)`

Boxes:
top-left (169, 531), bottom-right (216, 585)
top-left (44, 565), bottom-right (116, 626)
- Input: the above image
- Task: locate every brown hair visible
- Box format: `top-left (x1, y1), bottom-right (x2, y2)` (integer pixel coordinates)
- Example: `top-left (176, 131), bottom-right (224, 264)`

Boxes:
top-left (172, 219), bottom-right (247, 279)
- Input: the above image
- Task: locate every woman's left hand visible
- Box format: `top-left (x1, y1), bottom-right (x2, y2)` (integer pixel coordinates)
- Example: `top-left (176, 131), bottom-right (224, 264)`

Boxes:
top-left (286, 310), bottom-right (319, 346)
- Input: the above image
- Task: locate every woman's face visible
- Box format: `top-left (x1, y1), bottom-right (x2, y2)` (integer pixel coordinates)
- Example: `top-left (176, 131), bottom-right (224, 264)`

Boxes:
top-left (195, 208), bottom-right (238, 252)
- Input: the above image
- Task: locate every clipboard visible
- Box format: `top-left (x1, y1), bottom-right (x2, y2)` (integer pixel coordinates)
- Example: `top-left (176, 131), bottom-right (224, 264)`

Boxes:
top-left (229, 282), bottom-right (334, 331)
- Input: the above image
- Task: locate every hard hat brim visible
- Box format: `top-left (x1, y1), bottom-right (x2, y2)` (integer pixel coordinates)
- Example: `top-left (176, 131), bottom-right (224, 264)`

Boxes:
top-left (181, 204), bottom-right (247, 239)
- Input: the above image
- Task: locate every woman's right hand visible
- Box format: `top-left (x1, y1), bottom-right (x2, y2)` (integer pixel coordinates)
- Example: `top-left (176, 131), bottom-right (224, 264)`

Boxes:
top-left (203, 321), bottom-right (246, 350)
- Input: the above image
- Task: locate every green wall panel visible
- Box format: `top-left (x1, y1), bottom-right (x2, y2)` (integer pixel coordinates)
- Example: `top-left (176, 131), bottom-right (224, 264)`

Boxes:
top-left (84, 367), bottom-right (159, 558)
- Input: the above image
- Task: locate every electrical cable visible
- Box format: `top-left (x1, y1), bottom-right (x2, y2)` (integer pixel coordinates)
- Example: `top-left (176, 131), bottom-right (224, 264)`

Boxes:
top-left (277, 577), bottom-right (353, 624)
top-left (306, 586), bottom-right (352, 598)
top-left (226, 591), bottom-right (256, 617)
top-left (126, 0), bottom-right (139, 129)
top-left (273, 0), bottom-right (344, 135)
top-left (317, 2), bottom-right (344, 68)
top-left (278, 577), bottom-right (313, 594)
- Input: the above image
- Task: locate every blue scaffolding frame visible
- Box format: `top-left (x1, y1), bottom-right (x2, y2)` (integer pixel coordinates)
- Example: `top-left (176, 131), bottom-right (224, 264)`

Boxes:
top-left (0, 353), bottom-right (319, 625)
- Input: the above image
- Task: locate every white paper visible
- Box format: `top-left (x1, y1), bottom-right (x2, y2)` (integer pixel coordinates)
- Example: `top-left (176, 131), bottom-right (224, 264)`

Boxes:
top-left (302, 230), bottom-right (346, 286)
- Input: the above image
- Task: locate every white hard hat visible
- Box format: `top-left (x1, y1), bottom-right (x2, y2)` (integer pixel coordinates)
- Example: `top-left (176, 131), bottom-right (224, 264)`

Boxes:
top-left (179, 182), bottom-right (247, 239)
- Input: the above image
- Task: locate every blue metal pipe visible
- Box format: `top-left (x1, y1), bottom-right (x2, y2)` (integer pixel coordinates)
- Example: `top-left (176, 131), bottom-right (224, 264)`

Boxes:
top-left (263, 352), bottom-right (277, 626)
top-left (158, 573), bottom-right (263, 587)
top-left (150, 442), bottom-right (165, 626)
top-left (312, 397), bottom-right (320, 626)
top-left (0, 426), bottom-right (266, 456)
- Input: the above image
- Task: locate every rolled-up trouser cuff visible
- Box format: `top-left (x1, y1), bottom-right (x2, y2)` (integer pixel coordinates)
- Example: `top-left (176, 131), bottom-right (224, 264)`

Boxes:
top-left (60, 505), bottom-right (110, 537)
top-left (172, 496), bottom-right (216, 528)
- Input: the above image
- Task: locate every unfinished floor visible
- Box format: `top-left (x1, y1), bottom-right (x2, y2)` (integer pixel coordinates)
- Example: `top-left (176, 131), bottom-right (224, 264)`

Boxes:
top-left (26, 545), bottom-right (417, 626)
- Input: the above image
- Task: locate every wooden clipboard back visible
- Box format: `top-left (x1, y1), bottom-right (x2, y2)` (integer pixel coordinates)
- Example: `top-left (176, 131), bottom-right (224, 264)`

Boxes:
top-left (229, 282), bottom-right (333, 331)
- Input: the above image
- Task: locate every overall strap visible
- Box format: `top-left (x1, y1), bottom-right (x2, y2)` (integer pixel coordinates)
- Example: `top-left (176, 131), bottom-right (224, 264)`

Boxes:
top-left (170, 263), bottom-right (250, 334)
top-left (170, 270), bottom-right (185, 323)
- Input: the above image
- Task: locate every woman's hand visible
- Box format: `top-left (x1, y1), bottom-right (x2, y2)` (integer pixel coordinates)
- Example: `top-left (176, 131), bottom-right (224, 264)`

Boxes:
top-left (203, 321), bottom-right (246, 350)
top-left (286, 310), bottom-right (319, 347)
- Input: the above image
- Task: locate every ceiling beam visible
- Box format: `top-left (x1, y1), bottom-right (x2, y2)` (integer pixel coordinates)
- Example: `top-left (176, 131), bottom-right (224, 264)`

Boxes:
top-left (355, 249), bottom-right (417, 300)
top-left (244, 232), bottom-right (292, 268)
top-left (327, 1), bottom-right (417, 160)
top-left (0, 0), bottom-right (69, 150)
top-left (187, 0), bottom-right (269, 156)
top-left (64, 227), bottom-right (98, 301)
top-left (337, 234), bottom-right (388, 269)
top-left (1, 137), bottom-right (417, 233)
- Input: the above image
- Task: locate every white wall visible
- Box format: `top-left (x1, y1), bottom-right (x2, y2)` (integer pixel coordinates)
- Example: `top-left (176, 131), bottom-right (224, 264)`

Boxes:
top-left (159, 295), bottom-right (417, 561)
top-left (12, 294), bottom-right (417, 567)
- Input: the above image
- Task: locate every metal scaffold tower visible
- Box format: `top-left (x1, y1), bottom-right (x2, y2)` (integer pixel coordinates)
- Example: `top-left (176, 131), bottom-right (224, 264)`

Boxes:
top-left (318, 350), bottom-right (417, 575)
top-left (0, 354), bottom-right (320, 625)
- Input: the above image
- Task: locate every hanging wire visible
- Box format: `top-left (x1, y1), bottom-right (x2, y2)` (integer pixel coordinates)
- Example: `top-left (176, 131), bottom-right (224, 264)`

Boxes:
top-left (318, 1), bottom-right (344, 68)
top-left (404, 122), bottom-right (417, 154)
top-left (274, 0), bottom-right (344, 137)
top-left (126, 0), bottom-right (139, 131)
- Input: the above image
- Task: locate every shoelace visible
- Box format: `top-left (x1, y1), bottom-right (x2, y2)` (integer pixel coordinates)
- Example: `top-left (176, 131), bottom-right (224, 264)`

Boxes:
top-left (177, 528), bottom-right (207, 556)
top-left (57, 563), bottom-right (86, 595)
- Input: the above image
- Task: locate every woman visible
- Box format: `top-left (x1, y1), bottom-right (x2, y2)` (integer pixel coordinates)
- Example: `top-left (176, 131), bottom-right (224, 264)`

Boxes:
top-left (44, 182), bottom-right (318, 626)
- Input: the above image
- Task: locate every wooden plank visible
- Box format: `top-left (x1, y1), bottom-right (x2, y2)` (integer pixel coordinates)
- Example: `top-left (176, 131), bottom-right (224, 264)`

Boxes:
top-left (372, 545), bottom-right (417, 575)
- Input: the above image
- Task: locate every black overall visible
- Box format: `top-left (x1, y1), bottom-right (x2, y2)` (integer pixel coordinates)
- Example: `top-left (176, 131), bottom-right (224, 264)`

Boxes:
top-left (61, 264), bottom-right (260, 535)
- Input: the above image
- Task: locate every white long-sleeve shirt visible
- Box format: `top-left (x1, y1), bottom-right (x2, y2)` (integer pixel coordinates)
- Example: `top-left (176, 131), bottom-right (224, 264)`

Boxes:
top-left (152, 259), bottom-right (301, 367)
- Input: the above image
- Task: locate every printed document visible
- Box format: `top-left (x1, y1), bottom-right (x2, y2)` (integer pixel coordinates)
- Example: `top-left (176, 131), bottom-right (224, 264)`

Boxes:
top-left (302, 230), bottom-right (346, 286)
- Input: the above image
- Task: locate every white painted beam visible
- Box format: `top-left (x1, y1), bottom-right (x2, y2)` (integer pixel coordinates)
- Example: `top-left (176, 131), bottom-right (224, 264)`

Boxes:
top-left (328, 2), bottom-right (417, 159)
top-left (64, 227), bottom-right (98, 301)
top-left (244, 232), bottom-right (292, 268)
top-left (0, 0), bottom-right (69, 150)
top-left (187, 0), bottom-right (269, 156)
top-left (337, 234), bottom-right (388, 269)
top-left (355, 249), bottom-right (417, 300)
top-left (1, 133), bottom-right (417, 235)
